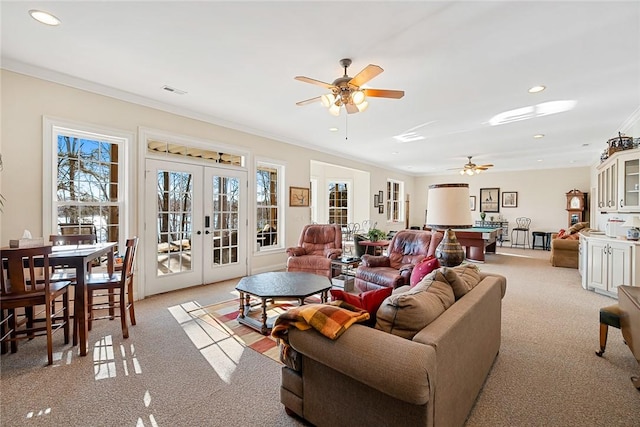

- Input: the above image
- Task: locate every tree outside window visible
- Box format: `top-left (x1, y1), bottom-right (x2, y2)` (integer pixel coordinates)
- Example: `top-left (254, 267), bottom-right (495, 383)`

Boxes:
top-left (256, 163), bottom-right (281, 248)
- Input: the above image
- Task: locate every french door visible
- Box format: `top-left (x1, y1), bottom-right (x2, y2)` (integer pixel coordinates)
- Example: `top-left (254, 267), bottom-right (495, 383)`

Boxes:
top-left (144, 159), bottom-right (247, 295)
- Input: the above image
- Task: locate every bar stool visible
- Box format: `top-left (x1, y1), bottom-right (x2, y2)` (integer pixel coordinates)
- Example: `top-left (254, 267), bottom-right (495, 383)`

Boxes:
top-left (532, 231), bottom-right (546, 250)
top-left (511, 217), bottom-right (531, 248)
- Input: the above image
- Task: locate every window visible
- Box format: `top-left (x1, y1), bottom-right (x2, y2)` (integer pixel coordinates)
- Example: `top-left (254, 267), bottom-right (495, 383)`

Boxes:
top-left (256, 162), bottom-right (282, 250)
top-left (44, 119), bottom-right (130, 246)
top-left (328, 182), bottom-right (349, 225)
top-left (387, 179), bottom-right (404, 222)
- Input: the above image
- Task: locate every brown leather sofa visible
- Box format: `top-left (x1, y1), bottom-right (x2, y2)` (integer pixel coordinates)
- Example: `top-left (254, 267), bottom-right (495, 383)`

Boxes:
top-left (286, 224), bottom-right (342, 278)
top-left (354, 229), bottom-right (443, 292)
top-left (550, 222), bottom-right (590, 268)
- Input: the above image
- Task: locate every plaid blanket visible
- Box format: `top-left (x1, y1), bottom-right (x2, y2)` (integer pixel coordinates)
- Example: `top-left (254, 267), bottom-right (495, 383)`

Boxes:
top-left (271, 301), bottom-right (370, 369)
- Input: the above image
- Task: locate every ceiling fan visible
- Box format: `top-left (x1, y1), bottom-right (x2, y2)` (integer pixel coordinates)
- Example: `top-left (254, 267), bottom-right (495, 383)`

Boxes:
top-left (295, 58), bottom-right (405, 115)
top-left (451, 156), bottom-right (494, 175)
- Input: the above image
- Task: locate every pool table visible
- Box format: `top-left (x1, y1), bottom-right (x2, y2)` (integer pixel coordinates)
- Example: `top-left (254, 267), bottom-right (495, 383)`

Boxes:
top-left (451, 227), bottom-right (502, 262)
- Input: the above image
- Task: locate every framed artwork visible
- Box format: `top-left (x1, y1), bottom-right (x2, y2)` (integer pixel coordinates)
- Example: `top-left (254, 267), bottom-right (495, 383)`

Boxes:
top-left (374, 194), bottom-right (380, 207)
top-left (378, 190), bottom-right (384, 202)
top-left (502, 191), bottom-right (518, 208)
top-left (289, 186), bottom-right (310, 207)
top-left (469, 196), bottom-right (476, 211)
top-left (480, 188), bottom-right (500, 213)
top-left (378, 204), bottom-right (384, 214)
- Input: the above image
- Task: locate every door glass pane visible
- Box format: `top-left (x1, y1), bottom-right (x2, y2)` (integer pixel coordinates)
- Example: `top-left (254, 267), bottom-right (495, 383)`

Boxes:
top-left (155, 170), bottom-right (193, 275)
top-left (211, 175), bottom-right (239, 265)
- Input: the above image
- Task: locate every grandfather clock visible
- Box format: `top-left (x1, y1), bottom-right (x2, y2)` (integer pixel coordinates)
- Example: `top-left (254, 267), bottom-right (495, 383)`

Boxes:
top-left (566, 189), bottom-right (586, 227)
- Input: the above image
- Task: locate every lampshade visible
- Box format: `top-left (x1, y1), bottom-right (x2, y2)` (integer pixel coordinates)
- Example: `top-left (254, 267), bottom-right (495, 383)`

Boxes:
top-left (426, 183), bottom-right (472, 267)
top-left (328, 104), bottom-right (341, 116)
top-left (357, 100), bottom-right (369, 112)
top-left (320, 93), bottom-right (336, 108)
top-left (352, 90), bottom-right (366, 105)
top-left (426, 183), bottom-right (473, 229)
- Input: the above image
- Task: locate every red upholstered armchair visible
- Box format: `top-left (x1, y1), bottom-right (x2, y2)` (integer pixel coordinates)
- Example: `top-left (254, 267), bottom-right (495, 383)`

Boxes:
top-left (286, 224), bottom-right (343, 278)
top-left (355, 229), bottom-right (443, 292)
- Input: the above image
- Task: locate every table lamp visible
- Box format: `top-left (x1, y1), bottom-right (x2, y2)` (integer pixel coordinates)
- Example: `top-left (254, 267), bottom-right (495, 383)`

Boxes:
top-left (426, 183), bottom-right (473, 267)
top-left (622, 216), bottom-right (640, 241)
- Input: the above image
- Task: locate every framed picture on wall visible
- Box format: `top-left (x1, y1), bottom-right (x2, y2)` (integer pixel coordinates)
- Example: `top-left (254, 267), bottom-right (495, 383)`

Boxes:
top-left (374, 194), bottom-right (380, 207)
top-left (480, 188), bottom-right (500, 213)
top-left (502, 191), bottom-right (518, 208)
top-left (378, 204), bottom-right (384, 214)
top-left (469, 196), bottom-right (476, 211)
top-left (289, 186), bottom-right (310, 207)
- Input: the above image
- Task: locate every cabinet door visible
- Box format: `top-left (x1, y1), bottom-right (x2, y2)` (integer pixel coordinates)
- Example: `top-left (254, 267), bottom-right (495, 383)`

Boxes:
top-left (607, 161), bottom-right (617, 209)
top-left (608, 242), bottom-right (632, 293)
top-left (587, 239), bottom-right (608, 291)
top-left (618, 153), bottom-right (640, 211)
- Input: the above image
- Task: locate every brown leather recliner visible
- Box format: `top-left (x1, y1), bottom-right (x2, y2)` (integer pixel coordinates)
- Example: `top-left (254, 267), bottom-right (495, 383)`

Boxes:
top-left (355, 229), bottom-right (443, 292)
top-left (286, 224), bottom-right (342, 278)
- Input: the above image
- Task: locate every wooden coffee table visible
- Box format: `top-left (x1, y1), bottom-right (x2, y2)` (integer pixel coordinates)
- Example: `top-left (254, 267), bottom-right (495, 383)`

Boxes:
top-left (235, 271), bottom-right (331, 335)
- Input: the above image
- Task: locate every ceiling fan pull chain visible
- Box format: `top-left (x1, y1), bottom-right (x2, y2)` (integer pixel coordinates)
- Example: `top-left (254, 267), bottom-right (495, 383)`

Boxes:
top-left (345, 113), bottom-right (348, 140)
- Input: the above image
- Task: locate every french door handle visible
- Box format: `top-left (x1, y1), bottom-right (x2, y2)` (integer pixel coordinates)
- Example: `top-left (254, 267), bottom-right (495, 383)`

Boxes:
top-left (196, 231), bottom-right (202, 235)
top-left (205, 230), bottom-right (211, 235)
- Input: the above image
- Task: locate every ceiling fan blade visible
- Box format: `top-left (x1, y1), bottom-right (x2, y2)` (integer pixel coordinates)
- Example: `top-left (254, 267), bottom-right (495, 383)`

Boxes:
top-left (477, 164), bottom-right (494, 168)
top-left (296, 96), bottom-right (321, 106)
top-left (363, 88), bottom-right (405, 99)
top-left (294, 76), bottom-right (335, 89)
top-left (349, 64), bottom-right (384, 87)
top-left (345, 103), bottom-right (359, 114)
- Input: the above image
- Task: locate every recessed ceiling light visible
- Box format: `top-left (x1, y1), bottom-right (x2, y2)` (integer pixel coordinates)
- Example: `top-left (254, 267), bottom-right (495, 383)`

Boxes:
top-left (329, 127), bottom-right (339, 132)
top-left (533, 134), bottom-right (545, 139)
top-left (537, 159), bottom-right (543, 162)
top-left (29, 9), bottom-right (61, 26)
top-left (528, 85), bottom-right (546, 93)
top-left (162, 85), bottom-right (187, 95)
top-left (582, 143), bottom-right (589, 147)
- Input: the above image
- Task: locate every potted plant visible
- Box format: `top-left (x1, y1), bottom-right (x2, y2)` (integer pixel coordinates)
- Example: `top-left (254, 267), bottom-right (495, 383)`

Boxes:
top-left (367, 228), bottom-right (386, 242)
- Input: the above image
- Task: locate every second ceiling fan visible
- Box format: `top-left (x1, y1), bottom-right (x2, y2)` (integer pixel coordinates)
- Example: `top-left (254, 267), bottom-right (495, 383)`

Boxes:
top-left (295, 58), bottom-right (405, 115)
top-left (453, 156), bottom-right (494, 175)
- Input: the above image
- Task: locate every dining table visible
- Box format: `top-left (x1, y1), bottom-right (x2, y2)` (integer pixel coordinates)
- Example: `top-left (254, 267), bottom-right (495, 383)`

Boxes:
top-left (49, 242), bottom-right (117, 356)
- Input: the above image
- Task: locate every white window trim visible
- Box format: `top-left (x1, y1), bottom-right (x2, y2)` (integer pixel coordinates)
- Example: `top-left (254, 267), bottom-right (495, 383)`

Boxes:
top-left (327, 179), bottom-right (352, 225)
top-left (43, 116), bottom-right (134, 245)
top-left (254, 157), bottom-right (285, 255)
top-left (387, 179), bottom-right (405, 223)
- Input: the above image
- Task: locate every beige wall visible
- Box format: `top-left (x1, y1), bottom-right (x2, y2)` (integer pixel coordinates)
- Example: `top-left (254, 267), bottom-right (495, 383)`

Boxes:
top-left (0, 69), bottom-right (415, 276)
top-left (414, 167), bottom-right (591, 234)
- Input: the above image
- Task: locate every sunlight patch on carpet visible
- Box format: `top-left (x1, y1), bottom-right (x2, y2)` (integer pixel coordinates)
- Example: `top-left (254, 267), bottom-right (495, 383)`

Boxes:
top-left (169, 299), bottom-right (296, 383)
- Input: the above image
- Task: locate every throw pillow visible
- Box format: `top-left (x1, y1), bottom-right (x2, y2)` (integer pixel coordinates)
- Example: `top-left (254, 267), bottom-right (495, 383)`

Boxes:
top-left (375, 279), bottom-right (455, 339)
top-left (557, 229), bottom-right (566, 238)
top-left (409, 256), bottom-right (440, 287)
top-left (330, 287), bottom-right (393, 324)
top-left (426, 264), bottom-right (481, 300)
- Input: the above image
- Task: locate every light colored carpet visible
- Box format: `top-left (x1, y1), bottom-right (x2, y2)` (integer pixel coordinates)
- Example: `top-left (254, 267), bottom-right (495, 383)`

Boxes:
top-left (1, 249), bottom-right (639, 426)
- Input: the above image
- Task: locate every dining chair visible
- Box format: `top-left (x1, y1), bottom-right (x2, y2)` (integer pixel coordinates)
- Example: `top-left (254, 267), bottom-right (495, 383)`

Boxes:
top-left (0, 245), bottom-right (71, 365)
top-left (83, 237), bottom-right (138, 338)
top-left (49, 234), bottom-right (98, 279)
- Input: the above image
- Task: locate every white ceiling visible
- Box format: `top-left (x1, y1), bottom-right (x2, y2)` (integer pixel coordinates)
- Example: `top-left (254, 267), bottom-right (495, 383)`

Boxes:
top-left (2, 1), bottom-right (639, 175)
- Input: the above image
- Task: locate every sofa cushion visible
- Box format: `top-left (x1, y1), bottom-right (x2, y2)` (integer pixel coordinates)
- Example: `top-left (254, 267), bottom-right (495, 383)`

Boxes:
top-left (409, 256), bottom-right (440, 287)
top-left (375, 279), bottom-right (455, 339)
top-left (330, 287), bottom-right (393, 324)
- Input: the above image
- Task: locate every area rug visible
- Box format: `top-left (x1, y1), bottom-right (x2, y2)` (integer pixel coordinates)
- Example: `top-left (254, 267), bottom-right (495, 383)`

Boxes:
top-left (187, 297), bottom-right (320, 364)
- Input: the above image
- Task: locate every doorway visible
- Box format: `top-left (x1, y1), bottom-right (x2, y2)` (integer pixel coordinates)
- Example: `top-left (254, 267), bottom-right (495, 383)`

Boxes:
top-left (144, 159), bottom-right (247, 295)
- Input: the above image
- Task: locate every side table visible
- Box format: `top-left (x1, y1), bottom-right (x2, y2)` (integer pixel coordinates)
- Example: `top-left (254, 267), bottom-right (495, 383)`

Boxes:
top-left (330, 257), bottom-right (360, 291)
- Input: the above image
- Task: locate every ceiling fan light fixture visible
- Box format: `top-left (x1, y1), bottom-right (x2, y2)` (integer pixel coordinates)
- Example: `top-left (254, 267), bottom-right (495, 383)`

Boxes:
top-left (328, 104), bottom-right (341, 116)
top-left (320, 93), bottom-right (335, 108)
top-left (352, 90), bottom-right (366, 105)
top-left (356, 100), bottom-right (369, 112)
